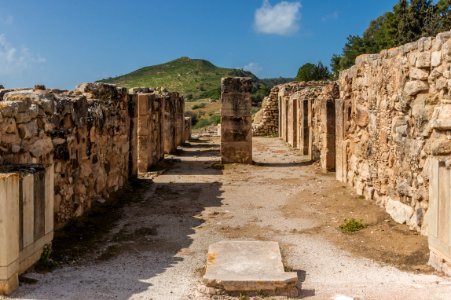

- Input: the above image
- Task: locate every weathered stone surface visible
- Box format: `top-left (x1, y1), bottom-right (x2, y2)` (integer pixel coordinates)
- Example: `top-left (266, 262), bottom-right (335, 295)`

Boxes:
top-left (0, 83), bottom-right (186, 228)
top-left (203, 241), bottom-right (298, 292)
top-left (410, 68), bottom-right (429, 80)
top-left (252, 86), bottom-right (280, 136)
top-left (431, 51), bottom-right (442, 67)
top-left (267, 81), bottom-right (338, 171)
top-left (404, 80), bottom-right (429, 96)
top-left (337, 30), bottom-right (451, 239)
top-left (221, 77), bottom-right (252, 164)
top-left (386, 198), bottom-right (414, 224)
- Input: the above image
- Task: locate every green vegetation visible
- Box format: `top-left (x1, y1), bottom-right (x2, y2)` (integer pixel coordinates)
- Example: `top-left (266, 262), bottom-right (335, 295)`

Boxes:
top-left (239, 294), bottom-right (250, 300)
top-left (193, 113), bottom-right (221, 129)
top-left (35, 245), bottom-right (57, 272)
top-left (339, 218), bottom-right (368, 233)
top-left (99, 57), bottom-right (292, 102)
top-left (295, 62), bottom-right (332, 82)
top-left (331, 0), bottom-right (451, 76)
top-left (191, 103), bottom-right (206, 110)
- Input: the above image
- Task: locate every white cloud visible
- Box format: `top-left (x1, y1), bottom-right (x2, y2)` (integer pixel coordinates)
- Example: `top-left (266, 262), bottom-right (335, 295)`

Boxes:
top-left (0, 15), bottom-right (14, 25)
top-left (243, 62), bottom-right (263, 75)
top-left (321, 11), bottom-right (339, 22)
top-left (0, 34), bottom-right (46, 76)
top-left (254, 0), bottom-right (301, 36)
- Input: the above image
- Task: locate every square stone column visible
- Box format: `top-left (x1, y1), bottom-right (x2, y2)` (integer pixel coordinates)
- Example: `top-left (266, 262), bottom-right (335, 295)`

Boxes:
top-left (221, 77), bottom-right (253, 164)
top-left (0, 173), bottom-right (20, 295)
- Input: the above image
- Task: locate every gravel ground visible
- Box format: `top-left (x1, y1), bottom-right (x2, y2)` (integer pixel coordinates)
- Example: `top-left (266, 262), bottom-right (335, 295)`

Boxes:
top-left (3, 137), bottom-right (451, 300)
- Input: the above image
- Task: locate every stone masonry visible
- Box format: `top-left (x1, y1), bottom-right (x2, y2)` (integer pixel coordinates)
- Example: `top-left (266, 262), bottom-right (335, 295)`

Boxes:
top-left (221, 77), bottom-right (253, 164)
top-left (257, 81), bottom-right (338, 172)
top-left (251, 30), bottom-right (451, 276)
top-left (252, 87), bottom-right (279, 136)
top-left (0, 83), bottom-right (189, 294)
top-left (337, 30), bottom-right (451, 274)
top-left (0, 83), bottom-right (188, 227)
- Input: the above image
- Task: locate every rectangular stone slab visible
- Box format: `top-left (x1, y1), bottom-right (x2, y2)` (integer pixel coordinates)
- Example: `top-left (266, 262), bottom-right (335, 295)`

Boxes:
top-left (203, 241), bottom-right (298, 291)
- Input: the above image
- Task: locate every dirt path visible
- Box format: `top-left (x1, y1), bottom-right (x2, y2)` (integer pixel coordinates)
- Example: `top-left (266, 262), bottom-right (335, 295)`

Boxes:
top-left (5, 137), bottom-right (451, 300)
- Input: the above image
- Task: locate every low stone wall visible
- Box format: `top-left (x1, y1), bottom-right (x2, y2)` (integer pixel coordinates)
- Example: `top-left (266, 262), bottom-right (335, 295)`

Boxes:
top-left (252, 87), bottom-right (279, 136)
top-left (0, 83), bottom-right (186, 228)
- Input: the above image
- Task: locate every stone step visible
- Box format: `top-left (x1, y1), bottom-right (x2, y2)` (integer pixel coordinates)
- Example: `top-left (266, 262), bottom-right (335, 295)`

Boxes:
top-left (203, 241), bottom-right (298, 292)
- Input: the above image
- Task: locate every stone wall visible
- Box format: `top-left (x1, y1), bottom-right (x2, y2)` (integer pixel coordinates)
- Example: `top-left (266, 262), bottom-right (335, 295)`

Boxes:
top-left (274, 81), bottom-right (338, 172)
top-left (252, 87), bottom-right (279, 136)
top-left (337, 30), bottom-right (451, 235)
top-left (0, 83), bottom-right (187, 228)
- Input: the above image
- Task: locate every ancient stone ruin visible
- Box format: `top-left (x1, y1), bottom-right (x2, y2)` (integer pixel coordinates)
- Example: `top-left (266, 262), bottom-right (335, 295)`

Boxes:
top-left (220, 77), bottom-right (253, 164)
top-left (0, 83), bottom-right (189, 294)
top-left (254, 30), bottom-right (451, 275)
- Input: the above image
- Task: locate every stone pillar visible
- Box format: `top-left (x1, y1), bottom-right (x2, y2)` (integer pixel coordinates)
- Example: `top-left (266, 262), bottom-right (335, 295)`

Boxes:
top-left (428, 158), bottom-right (451, 275)
top-left (220, 77), bottom-right (253, 164)
top-left (0, 173), bottom-right (19, 295)
top-left (163, 94), bottom-right (177, 154)
top-left (335, 99), bottom-right (345, 181)
top-left (137, 94), bottom-right (152, 173)
top-left (0, 165), bottom-right (55, 296)
top-left (428, 104), bottom-right (451, 275)
top-left (184, 117), bottom-right (191, 142)
top-left (175, 97), bottom-right (185, 146)
top-left (128, 93), bottom-right (138, 177)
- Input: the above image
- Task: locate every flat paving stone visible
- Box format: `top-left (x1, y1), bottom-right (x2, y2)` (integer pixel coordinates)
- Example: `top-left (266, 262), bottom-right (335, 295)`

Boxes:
top-left (203, 241), bottom-right (298, 292)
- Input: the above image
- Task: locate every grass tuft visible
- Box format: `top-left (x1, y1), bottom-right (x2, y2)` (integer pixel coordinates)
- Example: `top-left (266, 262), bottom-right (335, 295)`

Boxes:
top-left (35, 244), bottom-right (57, 272)
top-left (339, 218), bottom-right (367, 233)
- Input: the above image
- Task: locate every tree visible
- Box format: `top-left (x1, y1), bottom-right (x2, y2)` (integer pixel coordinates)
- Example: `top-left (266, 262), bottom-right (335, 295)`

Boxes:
top-left (330, 35), bottom-right (367, 76)
top-left (296, 62), bottom-right (331, 82)
top-left (330, 0), bottom-right (450, 76)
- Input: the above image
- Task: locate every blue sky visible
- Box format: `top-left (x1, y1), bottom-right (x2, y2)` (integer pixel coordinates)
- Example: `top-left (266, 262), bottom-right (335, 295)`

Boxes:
top-left (0, 0), bottom-right (400, 89)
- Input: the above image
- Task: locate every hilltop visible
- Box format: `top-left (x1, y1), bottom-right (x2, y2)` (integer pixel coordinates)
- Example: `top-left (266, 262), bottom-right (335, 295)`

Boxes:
top-left (98, 57), bottom-right (292, 102)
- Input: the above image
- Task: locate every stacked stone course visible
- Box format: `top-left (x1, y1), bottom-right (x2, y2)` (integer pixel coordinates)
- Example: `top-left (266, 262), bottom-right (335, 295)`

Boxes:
top-left (255, 81), bottom-right (338, 171)
top-left (0, 82), bottom-right (191, 294)
top-left (251, 30), bottom-right (451, 275)
top-left (0, 83), bottom-right (189, 228)
top-left (252, 87), bottom-right (279, 136)
top-left (337, 30), bottom-right (451, 232)
top-left (221, 77), bottom-right (253, 164)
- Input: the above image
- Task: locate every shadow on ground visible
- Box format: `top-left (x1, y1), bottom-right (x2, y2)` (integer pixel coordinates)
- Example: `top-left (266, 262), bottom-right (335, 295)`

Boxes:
top-left (15, 138), bottom-right (223, 300)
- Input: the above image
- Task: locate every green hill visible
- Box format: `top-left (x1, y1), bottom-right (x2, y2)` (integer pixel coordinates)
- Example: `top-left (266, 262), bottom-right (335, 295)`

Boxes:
top-left (98, 57), bottom-right (292, 102)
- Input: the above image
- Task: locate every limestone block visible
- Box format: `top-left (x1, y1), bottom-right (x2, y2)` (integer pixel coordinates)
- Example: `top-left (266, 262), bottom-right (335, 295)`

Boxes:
top-left (203, 241), bottom-right (297, 292)
top-left (44, 165), bottom-right (54, 234)
top-left (17, 120), bottom-right (38, 139)
top-left (221, 77), bottom-right (253, 164)
top-left (0, 173), bottom-right (20, 295)
top-left (404, 80), bottom-right (430, 96)
top-left (431, 51), bottom-right (442, 67)
top-left (431, 139), bottom-right (451, 156)
top-left (386, 198), bottom-right (414, 224)
top-left (354, 105), bottom-right (369, 127)
top-left (21, 173), bottom-right (34, 249)
top-left (29, 137), bottom-right (53, 158)
top-left (410, 68), bottom-right (429, 80)
top-left (416, 51), bottom-right (431, 68)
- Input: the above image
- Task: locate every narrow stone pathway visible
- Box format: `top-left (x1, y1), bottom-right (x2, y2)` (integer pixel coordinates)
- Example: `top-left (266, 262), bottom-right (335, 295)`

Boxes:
top-left (5, 137), bottom-right (451, 300)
